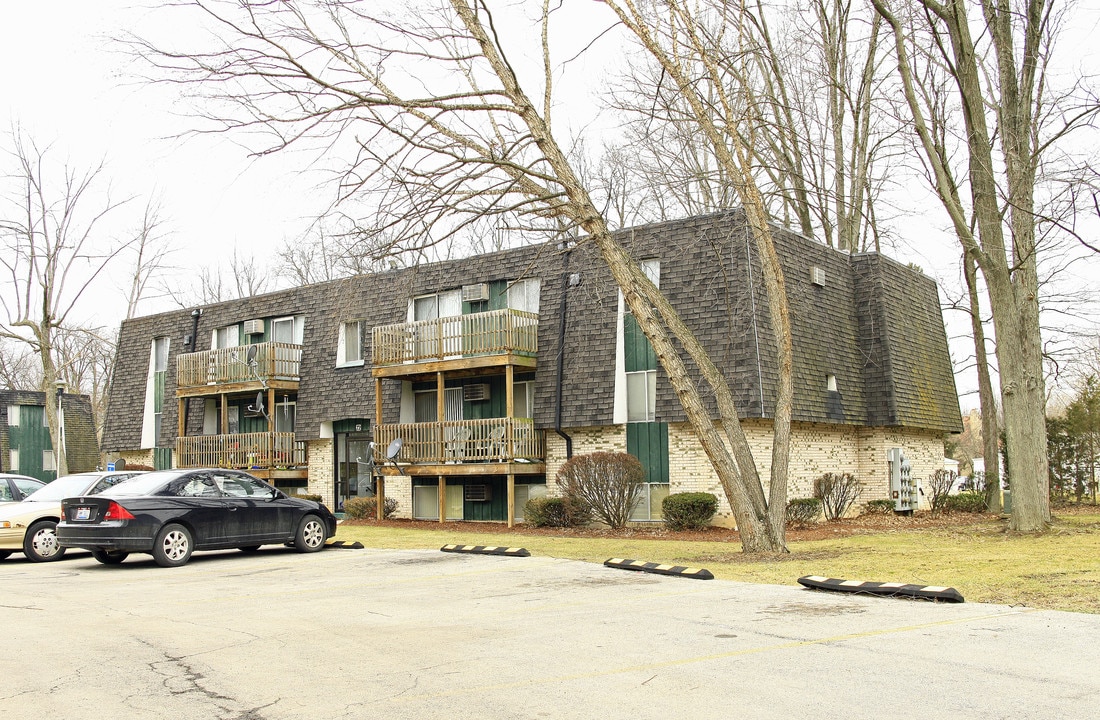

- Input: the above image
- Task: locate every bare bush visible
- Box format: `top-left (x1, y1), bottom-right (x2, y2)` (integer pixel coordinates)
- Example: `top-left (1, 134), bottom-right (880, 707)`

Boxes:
top-left (927, 469), bottom-right (958, 514)
top-left (556, 452), bottom-right (645, 530)
top-left (813, 472), bottom-right (863, 520)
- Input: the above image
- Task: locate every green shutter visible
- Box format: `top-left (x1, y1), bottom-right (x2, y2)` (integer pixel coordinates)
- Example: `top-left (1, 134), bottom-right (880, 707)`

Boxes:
top-left (627, 422), bottom-right (669, 484)
top-left (624, 314), bottom-right (657, 372)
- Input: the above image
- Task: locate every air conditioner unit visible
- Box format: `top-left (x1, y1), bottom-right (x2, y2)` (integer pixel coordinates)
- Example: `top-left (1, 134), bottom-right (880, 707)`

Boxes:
top-left (464, 484), bottom-right (492, 502)
top-left (810, 266), bottom-right (826, 286)
top-left (243, 319), bottom-right (265, 335)
top-left (463, 383), bottom-right (491, 402)
top-left (462, 283), bottom-right (489, 302)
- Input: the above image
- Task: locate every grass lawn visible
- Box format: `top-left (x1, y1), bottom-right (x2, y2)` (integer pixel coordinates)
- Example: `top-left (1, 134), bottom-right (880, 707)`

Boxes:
top-left (332, 510), bottom-right (1100, 614)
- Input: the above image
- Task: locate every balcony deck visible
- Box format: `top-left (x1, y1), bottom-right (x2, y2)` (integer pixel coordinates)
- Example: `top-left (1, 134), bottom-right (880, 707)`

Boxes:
top-left (176, 432), bottom-right (307, 480)
top-left (374, 418), bottom-right (545, 476)
top-left (177, 342), bottom-right (302, 397)
top-left (372, 309), bottom-right (537, 377)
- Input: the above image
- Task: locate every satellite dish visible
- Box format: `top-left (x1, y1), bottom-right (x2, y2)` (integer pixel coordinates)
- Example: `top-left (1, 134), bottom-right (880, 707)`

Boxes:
top-left (246, 344), bottom-right (258, 365)
top-left (385, 437), bottom-right (403, 461)
top-left (247, 391), bottom-right (267, 418)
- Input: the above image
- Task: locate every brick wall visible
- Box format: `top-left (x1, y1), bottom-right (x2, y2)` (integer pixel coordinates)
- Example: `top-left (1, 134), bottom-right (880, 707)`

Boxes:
top-left (306, 439), bottom-right (334, 503)
top-left (544, 426), bottom-right (627, 490)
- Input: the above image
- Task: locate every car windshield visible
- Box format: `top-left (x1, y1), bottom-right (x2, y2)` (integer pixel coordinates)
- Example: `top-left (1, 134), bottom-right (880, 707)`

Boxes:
top-left (24, 474), bottom-right (105, 502)
top-left (97, 470), bottom-right (185, 497)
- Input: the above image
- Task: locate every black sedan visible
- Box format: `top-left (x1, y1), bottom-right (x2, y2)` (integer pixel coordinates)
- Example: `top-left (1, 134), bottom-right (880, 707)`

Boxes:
top-left (57, 469), bottom-right (337, 567)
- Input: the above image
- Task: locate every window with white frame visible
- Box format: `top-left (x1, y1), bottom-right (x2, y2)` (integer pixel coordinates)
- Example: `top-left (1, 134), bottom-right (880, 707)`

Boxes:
top-left (507, 278), bottom-right (541, 314)
top-left (214, 324), bottom-right (240, 349)
top-left (514, 381), bottom-right (534, 419)
top-left (337, 320), bottom-right (363, 366)
top-left (271, 317), bottom-right (295, 344)
top-left (7, 405), bottom-right (18, 426)
top-left (9, 449), bottom-right (18, 471)
top-left (42, 450), bottom-right (56, 472)
top-left (626, 370), bottom-right (657, 422)
top-left (154, 336), bottom-right (170, 372)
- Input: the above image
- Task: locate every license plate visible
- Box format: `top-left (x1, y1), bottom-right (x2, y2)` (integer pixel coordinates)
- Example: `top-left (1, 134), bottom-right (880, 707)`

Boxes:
top-left (75, 507), bottom-right (91, 521)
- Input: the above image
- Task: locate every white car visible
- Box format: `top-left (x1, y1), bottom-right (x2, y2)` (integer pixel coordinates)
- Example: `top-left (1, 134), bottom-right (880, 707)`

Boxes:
top-left (0, 471), bottom-right (144, 562)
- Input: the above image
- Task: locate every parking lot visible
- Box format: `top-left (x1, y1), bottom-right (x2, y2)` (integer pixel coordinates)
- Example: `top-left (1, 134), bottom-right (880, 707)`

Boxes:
top-left (3, 545), bottom-right (1098, 719)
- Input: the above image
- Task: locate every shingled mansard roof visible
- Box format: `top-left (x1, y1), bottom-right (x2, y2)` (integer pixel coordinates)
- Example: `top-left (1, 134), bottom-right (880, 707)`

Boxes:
top-left (0, 389), bottom-right (101, 473)
top-left (102, 210), bottom-right (962, 453)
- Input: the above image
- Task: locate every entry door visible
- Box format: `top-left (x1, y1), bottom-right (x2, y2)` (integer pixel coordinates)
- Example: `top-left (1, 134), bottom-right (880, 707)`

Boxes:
top-left (337, 432), bottom-right (373, 511)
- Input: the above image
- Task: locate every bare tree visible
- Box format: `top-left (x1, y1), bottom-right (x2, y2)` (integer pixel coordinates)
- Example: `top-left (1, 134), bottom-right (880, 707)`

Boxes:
top-left (0, 132), bottom-right (143, 477)
top-left (870, 0), bottom-right (1099, 531)
top-left (125, 197), bottom-right (174, 319)
top-left (52, 326), bottom-right (117, 442)
top-left (162, 248), bottom-right (273, 307)
top-left (131, 0), bottom-right (805, 552)
top-left (0, 338), bottom-right (42, 390)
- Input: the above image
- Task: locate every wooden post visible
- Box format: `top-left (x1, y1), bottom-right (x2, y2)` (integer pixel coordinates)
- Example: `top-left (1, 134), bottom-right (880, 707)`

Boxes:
top-left (374, 377), bottom-right (383, 429)
top-left (376, 475), bottom-right (385, 520)
top-left (437, 371), bottom-right (445, 463)
top-left (220, 394), bottom-right (228, 434)
top-left (507, 473), bottom-right (515, 528)
top-left (438, 475), bottom-right (446, 523)
top-left (505, 364), bottom-right (514, 461)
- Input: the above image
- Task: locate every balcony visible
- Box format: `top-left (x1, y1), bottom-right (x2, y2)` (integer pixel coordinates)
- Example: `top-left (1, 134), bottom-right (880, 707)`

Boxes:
top-left (372, 309), bottom-right (537, 376)
top-left (177, 342), bottom-right (302, 396)
top-left (176, 432), bottom-right (307, 479)
top-left (373, 418), bottom-right (545, 475)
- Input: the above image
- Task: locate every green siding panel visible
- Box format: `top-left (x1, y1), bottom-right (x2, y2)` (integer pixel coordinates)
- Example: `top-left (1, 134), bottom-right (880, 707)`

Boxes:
top-left (8, 405), bottom-right (54, 482)
top-left (627, 422), bottom-right (669, 484)
top-left (624, 314), bottom-right (657, 372)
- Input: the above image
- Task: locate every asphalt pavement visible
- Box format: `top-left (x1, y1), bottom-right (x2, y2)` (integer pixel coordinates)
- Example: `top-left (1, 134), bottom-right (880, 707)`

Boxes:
top-left (2, 545), bottom-right (1096, 719)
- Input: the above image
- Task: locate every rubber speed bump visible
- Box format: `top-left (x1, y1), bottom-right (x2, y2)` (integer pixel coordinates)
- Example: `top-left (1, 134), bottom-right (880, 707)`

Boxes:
top-left (604, 558), bottom-right (714, 580)
top-left (325, 540), bottom-right (365, 549)
top-left (440, 544), bottom-right (530, 557)
top-left (798, 575), bottom-right (964, 603)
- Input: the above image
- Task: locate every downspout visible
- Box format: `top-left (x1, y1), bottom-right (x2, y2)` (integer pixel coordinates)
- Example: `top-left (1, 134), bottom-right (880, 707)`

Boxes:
top-left (183, 308), bottom-right (202, 436)
top-left (554, 246), bottom-right (573, 459)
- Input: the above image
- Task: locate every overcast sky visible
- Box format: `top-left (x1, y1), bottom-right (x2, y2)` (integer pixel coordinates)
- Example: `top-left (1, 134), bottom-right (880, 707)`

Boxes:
top-left (3, 1), bottom-right (1098, 410)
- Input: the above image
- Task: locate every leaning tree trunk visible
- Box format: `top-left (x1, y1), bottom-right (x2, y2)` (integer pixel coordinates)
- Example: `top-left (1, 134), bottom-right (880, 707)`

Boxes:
top-left (964, 252), bottom-right (1001, 511)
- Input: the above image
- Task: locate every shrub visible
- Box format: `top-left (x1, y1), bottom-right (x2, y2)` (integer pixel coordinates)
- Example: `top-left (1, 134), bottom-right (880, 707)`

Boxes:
top-left (523, 496), bottom-right (591, 528)
top-left (813, 472), bottom-right (863, 520)
top-left (944, 491), bottom-right (988, 514)
top-left (556, 452), bottom-right (645, 529)
top-left (786, 498), bottom-right (821, 527)
top-left (343, 495), bottom-right (398, 519)
top-left (863, 499), bottom-right (895, 515)
top-left (927, 469), bottom-right (957, 514)
top-left (662, 492), bottom-right (718, 531)
top-left (292, 493), bottom-right (324, 503)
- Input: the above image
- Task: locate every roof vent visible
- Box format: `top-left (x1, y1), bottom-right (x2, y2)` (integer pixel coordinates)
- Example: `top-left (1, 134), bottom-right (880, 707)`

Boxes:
top-left (810, 266), bottom-right (826, 286)
top-left (462, 283), bottom-right (489, 302)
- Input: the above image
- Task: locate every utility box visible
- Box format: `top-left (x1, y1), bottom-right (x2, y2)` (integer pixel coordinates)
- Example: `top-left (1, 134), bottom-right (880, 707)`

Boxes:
top-left (888, 448), bottom-right (917, 513)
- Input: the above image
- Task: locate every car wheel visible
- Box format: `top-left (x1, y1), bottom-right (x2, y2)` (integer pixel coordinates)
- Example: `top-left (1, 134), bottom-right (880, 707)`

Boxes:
top-left (238, 545), bottom-right (261, 552)
top-left (152, 524), bottom-right (193, 567)
top-left (91, 549), bottom-right (129, 565)
top-left (294, 515), bottom-right (326, 553)
top-left (24, 520), bottom-right (66, 562)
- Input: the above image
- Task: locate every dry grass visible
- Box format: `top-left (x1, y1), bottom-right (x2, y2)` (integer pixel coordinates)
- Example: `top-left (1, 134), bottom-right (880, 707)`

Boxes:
top-left (332, 509), bottom-right (1100, 614)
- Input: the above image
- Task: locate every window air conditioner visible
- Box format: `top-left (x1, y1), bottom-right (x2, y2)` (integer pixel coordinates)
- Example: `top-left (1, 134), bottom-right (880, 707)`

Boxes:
top-left (463, 383), bottom-right (490, 402)
top-left (462, 283), bottom-right (489, 302)
top-left (464, 484), bottom-right (492, 502)
top-left (810, 266), bottom-right (826, 286)
top-left (243, 319), bottom-right (265, 335)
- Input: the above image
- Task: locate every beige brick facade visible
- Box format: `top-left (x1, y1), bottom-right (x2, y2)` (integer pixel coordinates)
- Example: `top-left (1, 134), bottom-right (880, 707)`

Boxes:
top-left (112, 449), bottom-right (156, 470)
top-left (306, 438), bottom-right (334, 502)
top-left (538, 421), bottom-right (945, 524)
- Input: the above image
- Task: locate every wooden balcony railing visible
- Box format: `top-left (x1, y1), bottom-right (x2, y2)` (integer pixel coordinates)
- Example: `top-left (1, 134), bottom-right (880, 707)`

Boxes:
top-left (177, 342), bottom-right (302, 390)
top-left (374, 418), bottom-right (544, 465)
top-left (372, 309), bottom-right (538, 366)
top-left (176, 432), bottom-right (306, 470)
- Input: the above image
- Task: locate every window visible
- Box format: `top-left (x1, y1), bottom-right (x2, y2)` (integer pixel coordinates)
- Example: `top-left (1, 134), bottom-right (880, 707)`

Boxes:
top-left (154, 337), bottom-right (170, 372)
top-left (9, 449), bottom-right (18, 472)
top-left (507, 278), bottom-right (541, 314)
top-left (7, 405), bottom-right (17, 426)
top-left (274, 399), bottom-right (296, 434)
top-left (337, 320), bottom-right (363, 366)
top-left (42, 450), bottom-right (56, 472)
top-left (214, 325), bottom-right (240, 349)
top-left (271, 317), bottom-right (295, 344)
top-left (626, 370), bottom-right (657, 422)
top-left (514, 381), bottom-right (534, 419)
top-left (827, 374), bottom-right (838, 392)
